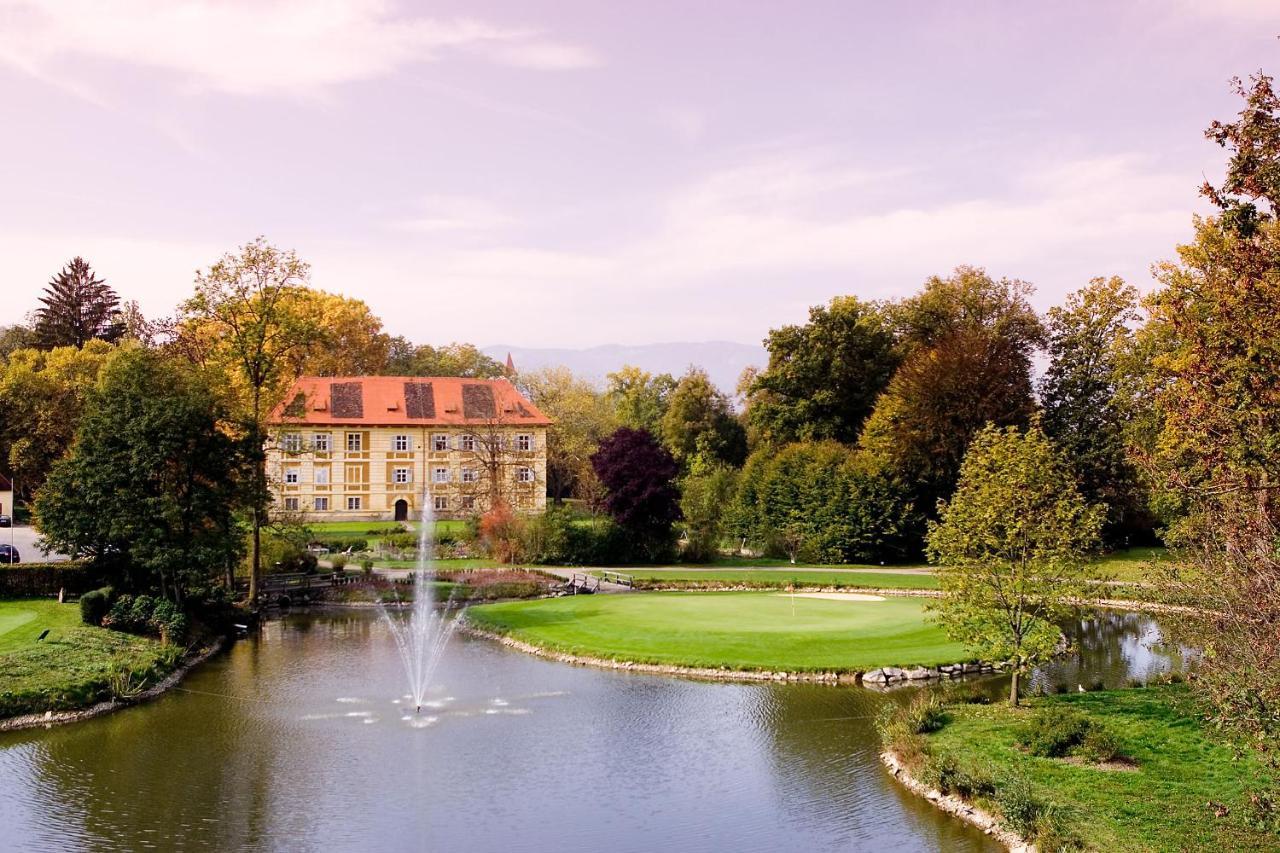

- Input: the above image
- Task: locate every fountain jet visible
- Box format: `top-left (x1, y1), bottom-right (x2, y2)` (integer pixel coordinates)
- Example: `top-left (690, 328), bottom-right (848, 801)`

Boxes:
top-left (380, 485), bottom-right (459, 711)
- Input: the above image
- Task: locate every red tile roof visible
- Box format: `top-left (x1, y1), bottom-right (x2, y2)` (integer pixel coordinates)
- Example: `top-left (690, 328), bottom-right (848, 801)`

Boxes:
top-left (269, 376), bottom-right (552, 427)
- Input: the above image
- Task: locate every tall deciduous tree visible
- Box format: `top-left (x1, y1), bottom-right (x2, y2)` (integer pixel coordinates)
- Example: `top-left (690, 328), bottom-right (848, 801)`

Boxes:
top-left (607, 365), bottom-right (677, 434)
top-left (33, 257), bottom-right (123, 349)
top-left (927, 424), bottom-right (1103, 706)
top-left (1040, 277), bottom-right (1151, 545)
top-left (746, 296), bottom-right (899, 445)
top-left (660, 368), bottom-right (747, 468)
top-left (177, 238), bottom-right (319, 603)
top-left (35, 348), bottom-right (244, 600)
top-left (1202, 71), bottom-right (1280, 236)
top-left (384, 339), bottom-right (505, 378)
top-left (520, 367), bottom-right (619, 505)
top-left (860, 267), bottom-right (1043, 517)
top-left (0, 340), bottom-right (115, 501)
top-left (591, 427), bottom-right (681, 561)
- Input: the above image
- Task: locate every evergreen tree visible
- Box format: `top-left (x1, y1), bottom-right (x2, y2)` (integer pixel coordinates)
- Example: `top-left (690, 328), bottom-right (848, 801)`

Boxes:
top-left (33, 257), bottom-right (123, 349)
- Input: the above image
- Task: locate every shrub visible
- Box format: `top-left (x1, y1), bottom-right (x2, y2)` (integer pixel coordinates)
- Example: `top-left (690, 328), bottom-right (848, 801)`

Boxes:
top-left (874, 704), bottom-right (927, 767)
top-left (332, 555), bottom-right (347, 571)
top-left (361, 559), bottom-right (374, 575)
top-left (996, 777), bottom-right (1047, 837)
top-left (919, 753), bottom-right (994, 799)
top-left (79, 586), bottom-right (113, 626)
top-left (905, 692), bottom-right (950, 734)
top-left (148, 599), bottom-right (189, 645)
top-left (1078, 724), bottom-right (1124, 763)
top-left (1032, 806), bottom-right (1084, 851)
top-left (1018, 706), bottom-right (1091, 758)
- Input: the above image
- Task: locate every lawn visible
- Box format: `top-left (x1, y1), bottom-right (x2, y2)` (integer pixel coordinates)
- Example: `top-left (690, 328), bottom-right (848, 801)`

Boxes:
top-left (631, 568), bottom-right (939, 590)
top-left (919, 686), bottom-right (1277, 851)
top-left (1092, 546), bottom-right (1172, 582)
top-left (0, 599), bottom-right (179, 718)
top-left (467, 591), bottom-right (970, 672)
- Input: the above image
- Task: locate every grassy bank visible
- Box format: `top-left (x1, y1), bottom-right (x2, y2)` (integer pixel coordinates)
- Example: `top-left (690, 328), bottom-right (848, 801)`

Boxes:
top-left (0, 599), bottom-right (181, 719)
top-left (888, 685), bottom-right (1278, 851)
top-left (468, 591), bottom-right (970, 672)
top-left (631, 568), bottom-right (938, 590)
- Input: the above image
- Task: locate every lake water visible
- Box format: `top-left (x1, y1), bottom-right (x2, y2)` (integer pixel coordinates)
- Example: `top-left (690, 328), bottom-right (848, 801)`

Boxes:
top-left (0, 608), bottom-right (1187, 852)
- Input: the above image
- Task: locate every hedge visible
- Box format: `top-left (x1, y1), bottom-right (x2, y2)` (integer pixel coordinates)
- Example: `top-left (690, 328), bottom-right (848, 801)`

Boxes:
top-left (0, 562), bottom-right (92, 597)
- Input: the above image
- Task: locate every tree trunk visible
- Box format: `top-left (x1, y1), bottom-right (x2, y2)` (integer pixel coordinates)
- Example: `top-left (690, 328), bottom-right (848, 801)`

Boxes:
top-left (250, 503), bottom-right (261, 604)
top-left (1009, 668), bottom-right (1020, 707)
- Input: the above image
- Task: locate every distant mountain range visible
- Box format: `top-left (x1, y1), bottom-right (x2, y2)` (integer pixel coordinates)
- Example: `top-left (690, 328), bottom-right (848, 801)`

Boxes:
top-left (483, 342), bottom-right (767, 393)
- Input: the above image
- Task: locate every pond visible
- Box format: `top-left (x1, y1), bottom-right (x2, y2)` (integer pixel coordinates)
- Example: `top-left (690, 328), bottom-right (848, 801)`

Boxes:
top-left (0, 608), bottom-right (1189, 852)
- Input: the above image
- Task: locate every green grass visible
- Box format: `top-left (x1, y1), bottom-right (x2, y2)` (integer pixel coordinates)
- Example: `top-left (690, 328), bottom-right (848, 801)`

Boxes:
top-left (371, 558), bottom-right (504, 570)
top-left (921, 686), bottom-right (1277, 851)
top-left (468, 591), bottom-right (969, 671)
top-left (1092, 546), bottom-right (1171, 582)
top-left (704, 556), bottom-right (928, 569)
top-left (307, 520), bottom-right (406, 535)
top-left (632, 569), bottom-right (939, 590)
top-left (0, 599), bottom-right (179, 718)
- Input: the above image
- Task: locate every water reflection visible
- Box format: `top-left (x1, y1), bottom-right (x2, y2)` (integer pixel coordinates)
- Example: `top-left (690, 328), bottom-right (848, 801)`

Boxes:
top-left (0, 608), bottom-right (1184, 853)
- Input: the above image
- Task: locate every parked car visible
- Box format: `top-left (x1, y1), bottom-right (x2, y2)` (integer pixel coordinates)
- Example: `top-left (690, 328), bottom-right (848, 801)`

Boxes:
top-left (0, 514), bottom-right (10, 527)
top-left (0, 544), bottom-right (20, 563)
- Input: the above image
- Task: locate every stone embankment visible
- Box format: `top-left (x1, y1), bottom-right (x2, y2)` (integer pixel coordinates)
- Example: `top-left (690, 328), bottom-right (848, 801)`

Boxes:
top-left (462, 619), bottom-right (994, 687)
top-left (881, 750), bottom-right (1033, 852)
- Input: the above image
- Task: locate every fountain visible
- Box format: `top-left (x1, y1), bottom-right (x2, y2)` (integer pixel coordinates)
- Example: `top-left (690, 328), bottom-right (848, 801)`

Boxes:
top-left (380, 485), bottom-right (460, 713)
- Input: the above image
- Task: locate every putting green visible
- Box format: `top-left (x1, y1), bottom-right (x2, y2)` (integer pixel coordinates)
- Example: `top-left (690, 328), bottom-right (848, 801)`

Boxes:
top-left (467, 591), bottom-right (971, 672)
top-left (0, 607), bottom-right (37, 639)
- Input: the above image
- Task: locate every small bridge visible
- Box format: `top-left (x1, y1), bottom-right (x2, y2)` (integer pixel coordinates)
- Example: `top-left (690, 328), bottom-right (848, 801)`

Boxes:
top-left (564, 572), bottom-right (599, 594)
top-left (557, 570), bottom-right (634, 595)
top-left (238, 572), bottom-right (358, 606)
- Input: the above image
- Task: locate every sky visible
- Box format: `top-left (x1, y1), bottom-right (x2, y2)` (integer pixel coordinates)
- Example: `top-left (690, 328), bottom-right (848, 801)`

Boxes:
top-left (0, 0), bottom-right (1277, 348)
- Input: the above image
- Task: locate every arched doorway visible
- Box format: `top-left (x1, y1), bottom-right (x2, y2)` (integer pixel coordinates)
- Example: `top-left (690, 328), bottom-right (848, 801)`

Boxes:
top-left (394, 499), bottom-right (409, 522)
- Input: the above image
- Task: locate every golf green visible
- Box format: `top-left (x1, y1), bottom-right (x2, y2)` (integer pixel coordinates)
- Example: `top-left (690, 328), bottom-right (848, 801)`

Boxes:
top-left (467, 591), bottom-right (971, 672)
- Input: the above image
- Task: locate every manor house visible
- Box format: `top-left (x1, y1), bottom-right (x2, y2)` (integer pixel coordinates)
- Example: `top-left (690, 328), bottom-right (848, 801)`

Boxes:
top-left (266, 376), bottom-right (550, 521)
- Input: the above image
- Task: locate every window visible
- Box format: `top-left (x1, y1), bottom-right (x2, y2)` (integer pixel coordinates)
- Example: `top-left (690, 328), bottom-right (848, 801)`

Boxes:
top-left (517, 466), bottom-right (535, 483)
top-left (393, 467), bottom-right (412, 484)
top-left (433, 434), bottom-right (449, 451)
top-left (459, 434), bottom-right (475, 452)
top-left (461, 467), bottom-right (478, 483)
top-left (315, 467), bottom-right (330, 485)
top-left (284, 468), bottom-right (300, 484)
top-left (346, 433), bottom-right (363, 452)
top-left (345, 464), bottom-right (367, 485)
top-left (282, 433), bottom-right (302, 452)
top-left (347, 496), bottom-right (362, 511)
top-left (314, 497), bottom-right (329, 511)
top-left (432, 467), bottom-right (450, 483)
top-left (393, 434), bottom-right (410, 452)
top-left (461, 495), bottom-right (476, 510)
top-left (515, 433), bottom-right (533, 452)
top-left (433, 495), bottom-right (449, 511)
top-left (313, 433), bottom-right (331, 452)
top-left (283, 497), bottom-right (299, 511)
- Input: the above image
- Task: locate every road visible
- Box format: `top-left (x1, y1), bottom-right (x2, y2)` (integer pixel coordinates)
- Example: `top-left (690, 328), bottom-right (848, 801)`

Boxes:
top-left (2, 525), bottom-right (68, 563)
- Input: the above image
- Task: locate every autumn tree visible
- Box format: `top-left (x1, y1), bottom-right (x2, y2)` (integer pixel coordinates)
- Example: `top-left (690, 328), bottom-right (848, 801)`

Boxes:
top-left (385, 339), bottom-right (505, 378)
top-left (520, 367), bottom-right (618, 504)
top-left (36, 349), bottom-right (244, 600)
top-left (177, 238), bottom-right (320, 603)
top-left (1202, 71), bottom-right (1280, 236)
top-left (0, 340), bottom-right (116, 501)
top-left (1040, 277), bottom-right (1151, 545)
top-left (591, 428), bottom-right (681, 561)
top-left (287, 291), bottom-right (391, 376)
top-left (33, 257), bottom-right (124, 349)
top-left (859, 267), bottom-right (1043, 517)
top-left (607, 365), bottom-right (677, 434)
top-left (0, 323), bottom-right (37, 359)
top-left (927, 424), bottom-right (1103, 706)
top-left (660, 368), bottom-right (747, 468)
top-left (746, 296), bottom-right (899, 445)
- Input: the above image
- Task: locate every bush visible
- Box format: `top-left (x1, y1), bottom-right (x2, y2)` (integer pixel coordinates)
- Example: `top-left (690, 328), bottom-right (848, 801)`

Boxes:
top-left (331, 555), bottom-right (347, 571)
top-left (996, 777), bottom-right (1047, 837)
top-left (905, 692), bottom-right (950, 734)
top-left (361, 559), bottom-right (374, 575)
top-left (79, 586), bottom-right (113, 625)
top-left (1078, 725), bottom-right (1124, 763)
top-left (919, 752), bottom-right (996, 799)
top-left (148, 599), bottom-right (189, 645)
top-left (1032, 806), bottom-right (1084, 851)
top-left (1018, 706), bottom-right (1092, 758)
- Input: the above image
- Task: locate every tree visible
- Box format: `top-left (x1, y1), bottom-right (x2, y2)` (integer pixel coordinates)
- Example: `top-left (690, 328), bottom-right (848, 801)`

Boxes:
top-left (177, 238), bottom-right (320, 603)
top-left (0, 323), bottom-right (37, 359)
top-left (591, 428), bottom-right (681, 561)
top-left (727, 442), bottom-right (915, 564)
top-left (35, 349), bottom-right (244, 601)
top-left (33, 257), bottom-right (124, 349)
top-left (288, 290), bottom-right (391, 376)
top-left (520, 367), bottom-right (619, 504)
top-left (0, 340), bottom-right (115, 501)
top-left (660, 368), bottom-right (747, 468)
top-left (384, 340), bottom-right (505, 378)
top-left (926, 424), bottom-right (1103, 706)
top-left (679, 460), bottom-right (738, 562)
top-left (607, 365), bottom-right (677, 434)
top-left (1202, 72), bottom-right (1280, 236)
top-left (860, 267), bottom-right (1043, 518)
top-left (1040, 277), bottom-right (1152, 545)
top-left (746, 296), bottom-right (899, 445)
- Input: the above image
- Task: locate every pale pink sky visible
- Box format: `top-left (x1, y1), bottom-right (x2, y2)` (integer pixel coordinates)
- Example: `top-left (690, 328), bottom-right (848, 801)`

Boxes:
top-left (1, 1), bottom-right (1276, 347)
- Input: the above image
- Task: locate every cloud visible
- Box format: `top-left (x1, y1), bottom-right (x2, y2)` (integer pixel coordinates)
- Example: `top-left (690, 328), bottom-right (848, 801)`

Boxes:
top-left (0, 0), bottom-right (599, 97)
top-left (386, 195), bottom-right (517, 234)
